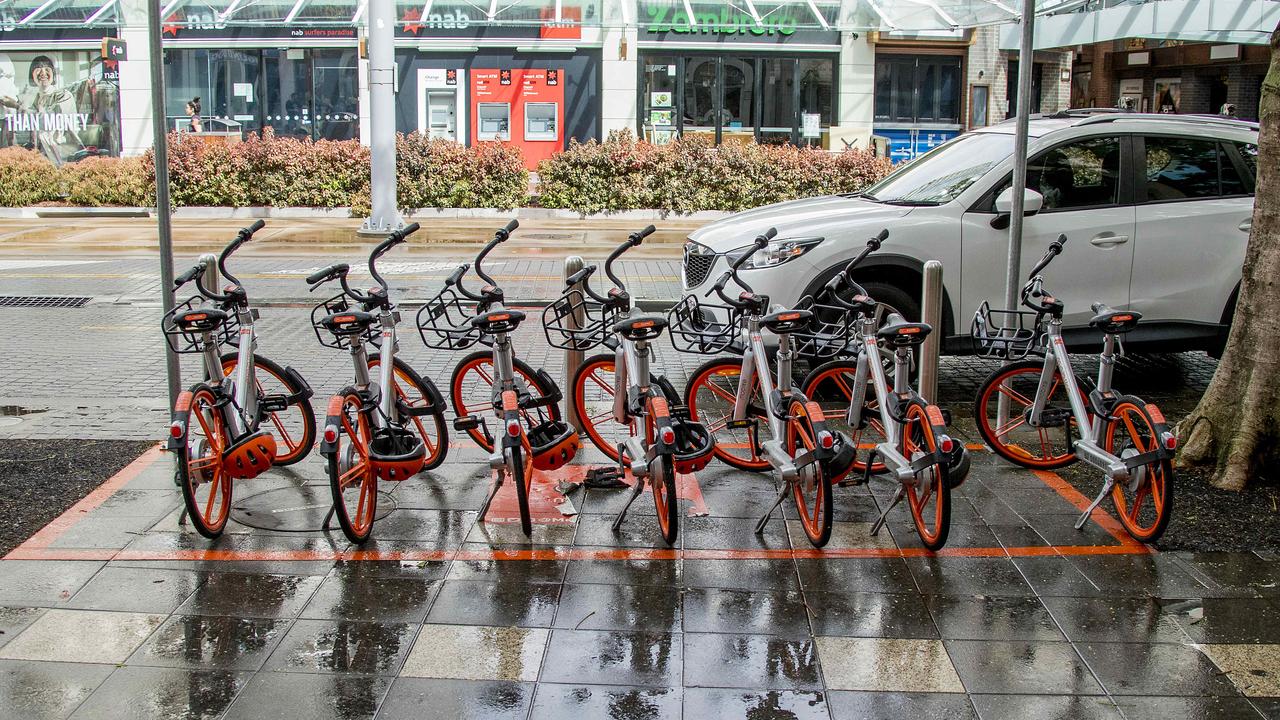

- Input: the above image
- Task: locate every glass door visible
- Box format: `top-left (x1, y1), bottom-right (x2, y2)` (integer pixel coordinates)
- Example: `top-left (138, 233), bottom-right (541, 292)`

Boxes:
top-left (682, 56), bottom-right (719, 142)
top-left (759, 57), bottom-right (796, 145)
top-left (641, 56), bottom-right (678, 144)
top-left (209, 49), bottom-right (261, 135)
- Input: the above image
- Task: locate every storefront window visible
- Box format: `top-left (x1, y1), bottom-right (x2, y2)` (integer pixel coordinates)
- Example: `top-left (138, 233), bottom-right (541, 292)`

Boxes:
top-left (683, 56), bottom-right (717, 137)
top-left (641, 56), bottom-right (678, 143)
top-left (759, 57), bottom-right (796, 145)
top-left (721, 58), bottom-right (754, 141)
top-left (262, 50), bottom-right (311, 139)
top-left (875, 55), bottom-right (961, 125)
top-left (313, 50), bottom-right (358, 140)
top-left (0, 50), bottom-right (121, 165)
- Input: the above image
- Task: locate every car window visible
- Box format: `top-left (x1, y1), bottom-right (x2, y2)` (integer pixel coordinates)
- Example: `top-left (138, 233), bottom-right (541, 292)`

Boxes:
top-left (989, 136), bottom-right (1121, 212)
top-left (1144, 136), bottom-right (1223, 201)
top-left (1220, 143), bottom-right (1247, 196)
top-left (1236, 142), bottom-right (1258, 183)
top-left (857, 132), bottom-right (1013, 206)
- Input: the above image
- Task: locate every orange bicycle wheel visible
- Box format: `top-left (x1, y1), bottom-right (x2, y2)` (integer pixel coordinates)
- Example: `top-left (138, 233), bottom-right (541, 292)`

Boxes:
top-left (450, 351), bottom-right (559, 451)
top-left (801, 359), bottom-right (887, 479)
top-left (902, 399), bottom-right (950, 551)
top-left (176, 384), bottom-right (233, 538)
top-left (644, 404), bottom-right (680, 546)
top-left (1105, 399), bottom-right (1174, 543)
top-left (220, 353), bottom-right (315, 466)
top-left (328, 389), bottom-right (377, 544)
top-left (685, 358), bottom-right (770, 472)
top-left (974, 359), bottom-right (1084, 469)
top-left (572, 354), bottom-right (635, 462)
top-left (367, 354), bottom-right (449, 471)
top-left (786, 399), bottom-right (833, 547)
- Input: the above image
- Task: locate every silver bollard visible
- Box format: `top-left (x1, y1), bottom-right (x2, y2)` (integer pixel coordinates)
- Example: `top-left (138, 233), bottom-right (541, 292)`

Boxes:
top-left (919, 260), bottom-right (943, 403)
top-left (563, 256), bottom-right (585, 431)
top-left (199, 252), bottom-right (220, 293)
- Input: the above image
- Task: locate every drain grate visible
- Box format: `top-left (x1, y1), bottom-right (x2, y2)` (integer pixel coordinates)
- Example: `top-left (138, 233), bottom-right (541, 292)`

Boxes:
top-left (0, 295), bottom-right (92, 308)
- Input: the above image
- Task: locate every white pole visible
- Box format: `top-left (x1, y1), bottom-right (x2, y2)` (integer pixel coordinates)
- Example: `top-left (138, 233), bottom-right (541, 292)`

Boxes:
top-left (362, 0), bottom-right (401, 234)
top-left (148, 0), bottom-right (180, 408)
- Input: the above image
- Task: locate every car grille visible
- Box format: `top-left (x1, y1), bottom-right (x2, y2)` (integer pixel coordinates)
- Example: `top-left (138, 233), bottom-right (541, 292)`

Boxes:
top-left (683, 245), bottom-right (716, 288)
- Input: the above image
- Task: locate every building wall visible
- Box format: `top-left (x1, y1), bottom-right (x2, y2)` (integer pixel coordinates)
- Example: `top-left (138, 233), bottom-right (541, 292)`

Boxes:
top-left (600, 0), bottom-right (637, 137)
top-left (117, 0), bottom-right (155, 156)
top-left (833, 33), bottom-right (874, 149)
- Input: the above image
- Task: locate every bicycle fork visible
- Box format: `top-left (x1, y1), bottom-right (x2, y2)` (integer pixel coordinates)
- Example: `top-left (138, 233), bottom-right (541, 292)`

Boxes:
top-left (478, 332), bottom-right (519, 523)
top-left (610, 335), bottom-right (664, 532)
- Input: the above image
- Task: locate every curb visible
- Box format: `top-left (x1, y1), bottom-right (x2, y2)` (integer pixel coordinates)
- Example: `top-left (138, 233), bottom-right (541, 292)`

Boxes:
top-left (0, 206), bottom-right (731, 222)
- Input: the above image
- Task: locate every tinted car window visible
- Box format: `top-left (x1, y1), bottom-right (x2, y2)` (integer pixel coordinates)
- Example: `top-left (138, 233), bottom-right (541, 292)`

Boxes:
top-left (1030, 136), bottom-right (1121, 210)
top-left (1144, 137), bottom-right (1220, 201)
top-left (1237, 142), bottom-right (1258, 183)
top-left (1220, 143), bottom-right (1247, 196)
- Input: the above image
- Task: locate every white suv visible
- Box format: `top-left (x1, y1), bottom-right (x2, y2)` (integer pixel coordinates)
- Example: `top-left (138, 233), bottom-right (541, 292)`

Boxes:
top-left (681, 111), bottom-right (1258, 354)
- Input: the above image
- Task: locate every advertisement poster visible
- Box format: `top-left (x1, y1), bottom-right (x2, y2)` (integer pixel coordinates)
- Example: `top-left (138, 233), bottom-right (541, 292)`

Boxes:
top-left (1154, 78), bottom-right (1181, 114)
top-left (0, 51), bottom-right (120, 165)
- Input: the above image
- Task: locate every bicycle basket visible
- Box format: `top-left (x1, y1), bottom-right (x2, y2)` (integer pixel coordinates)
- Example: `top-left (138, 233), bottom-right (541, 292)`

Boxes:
top-left (542, 288), bottom-right (618, 351)
top-left (666, 295), bottom-right (741, 355)
top-left (417, 287), bottom-right (487, 350)
top-left (970, 301), bottom-right (1042, 360)
top-left (161, 296), bottom-right (240, 354)
top-left (311, 294), bottom-right (377, 351)
top-left (792, 303), bottom-right (854, 359)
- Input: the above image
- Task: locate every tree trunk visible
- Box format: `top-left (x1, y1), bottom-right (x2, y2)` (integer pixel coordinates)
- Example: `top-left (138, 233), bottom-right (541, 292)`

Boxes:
top-left (1176, 23), bottom-right (1280, 491)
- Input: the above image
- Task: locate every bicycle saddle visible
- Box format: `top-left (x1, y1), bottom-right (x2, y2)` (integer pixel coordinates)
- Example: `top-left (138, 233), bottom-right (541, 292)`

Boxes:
top-left (320, 310), bottom-right (377, 336)
top-left (760, 309), bottom-right (813, 334)
top-left (173, 308), bottom-right (229, 333)
top-left (470, 309), bottom-right (525, 333)
top-left (877, 314), bottom-right (932, 347)
top-left (612, 315), bottom-right (668, 341)
top-left (1089, 305), bottom-right (1142, 334)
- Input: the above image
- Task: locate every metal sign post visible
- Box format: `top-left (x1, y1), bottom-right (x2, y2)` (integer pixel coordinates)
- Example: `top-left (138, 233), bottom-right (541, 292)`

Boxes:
top-left (361, 0), bottom-right (401, 234)
top-left (148, 0), bottom-right (180, 409)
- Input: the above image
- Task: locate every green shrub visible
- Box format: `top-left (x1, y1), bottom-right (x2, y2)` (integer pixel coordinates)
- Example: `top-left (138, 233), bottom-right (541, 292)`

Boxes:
top-left (536, 129), bottom-right (893, 214)
top-left (0, 147), bottom-right (60, 206)
top-left (236, 129), bottom-right (369, 208)
top-left (396, 134), bottom-right (527, 210)
top-left (62, 156), bottom-right (149, 206)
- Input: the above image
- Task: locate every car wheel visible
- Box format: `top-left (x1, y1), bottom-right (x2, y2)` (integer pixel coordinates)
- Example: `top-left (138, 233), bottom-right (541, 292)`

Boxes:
top-left (858, 280), bottom-right (921, 325)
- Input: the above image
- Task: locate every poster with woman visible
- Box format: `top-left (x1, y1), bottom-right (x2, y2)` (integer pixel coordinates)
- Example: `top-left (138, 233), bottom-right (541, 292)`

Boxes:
top-left (1154, 77), bottom-right (1181, 114)
top-left (0, 51), bottom-right (121, 165)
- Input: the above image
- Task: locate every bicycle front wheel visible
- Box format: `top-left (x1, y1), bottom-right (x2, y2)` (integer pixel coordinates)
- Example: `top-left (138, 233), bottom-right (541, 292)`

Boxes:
top-left (451, 351), bottom-right (559, 452)
top-left (368, 353), bottom-right (449, 471)
top-left (801, 359), bottom-right (887, 479)
top-left (1105, 398), bottom-right (1174, 543)
top-left (645, 404), bottom-right (679, 546)
top-left (786, 398), bottom-right (833, 547)
top-left (508, 442), bottom-right (534, 537)
top-left (902, 399), bottom-right (951, 551)
top-left (220, 353), bottom-right (316, 466)
top-left (327, 389), bottom-right (377, 544)
top-left (974, 360), bottom-right (1082, 470)
top-left (175, 384), bottom-right (234, 538)
top-left (685, 358), bottom-right (770, 472)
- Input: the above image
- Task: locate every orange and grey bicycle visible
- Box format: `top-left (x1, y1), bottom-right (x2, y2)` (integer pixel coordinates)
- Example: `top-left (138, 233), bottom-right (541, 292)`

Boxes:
top-left (164, 220), bottom-right (316, 538)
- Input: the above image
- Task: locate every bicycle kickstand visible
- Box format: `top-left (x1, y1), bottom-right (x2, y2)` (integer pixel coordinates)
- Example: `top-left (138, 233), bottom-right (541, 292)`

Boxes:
top-left (755, 481), bottom-right (790, 535)
top-left (870, 482), bottom-right (907, 537)
top-left (477, 473), bottom-right (505, 523)
top-left (321, 505), bottom-right (335, 531)
top-left (1074, 477), bottom-right (1116, 530)
top-left (611, 442), bottom-right (643, 532)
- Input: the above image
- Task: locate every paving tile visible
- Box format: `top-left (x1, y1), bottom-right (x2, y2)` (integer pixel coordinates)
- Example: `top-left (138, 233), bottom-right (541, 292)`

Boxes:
top-left (564, 555), bottom-right (682, 587)
top-left (1038, 595), bottom-right (1190, 643)
top-left (944, 640), bottom-right (1102, 695)
top-left (682, 516), bottom-right (790, 551)
top-left (571, 513), bottom-right (675, 549)
top-left (0, 659), bottom-right (113, 720)
top-left (532, 683), bottom-right (682, 720)
top-left (1168, 598), bottom-right (1280, 644)
top-left (221, 671), bottom-right (391, 720)
top-left (0, 606), bottom-right (46, 650)
top-left (264, 619), bottom-right (417, 675)
top-left (1078, 642), bottom-right (1239, 696)
top-left (449, 557), bottom-right (568, 584)
top-left (0, 560), bottom-right (104, 606)
top-left (378, 678), bottom-right (533, 720)
top-left (1011, 557), bottom-right (1108, 597)
top-left (1113, 696), bottom-right (1269, 720)
top-left (988, 524), bottom-right (1055, 549)
top-left (1068, 555), bottom-right (1218, 599)
top-left (796, 520), bottom-right (897, 550)
top-left (68, 665), bottom-right (249, 720)
top-left (175, 571), bottom-right (324, 618)
top-left (684, 633), bottom-right (821, 690)
top-left (48, 515), bottom-right (159, 550)
top-left (540, 629), bottom-right (682, 687)
top-left (328, 556), bottom-right (451, 580)
top-left (361, 509), bottom-right (476, 545)
top-left (1202, 644), bottom-right (1280, 698)
top-left (553, 582), bottom-right (682, 633)
top-left (65, 566), bottom-right (204, 613)
top-left (794, 558), bottom-right (917, 594)
top-left (684, 558), bottom-right (799, 592)
top-left (827, 690), bottom-right (976, 720)
top-left (301, 572), bottom-right (439, 624)
top-left (906, 558), bottom-right (1035, 597)
top-left (127, 614), bottom-right (291, 670)
top-left (401, 624), bottom-right (548, 682)
top-left (686, 687), bottom-right (829, 719)
top-left (806, 591), bottom-right (938, 639)
top-left (1172, 553), bottom-right (1280, 597)
top-left (893, 523), bottom-right (999, 550)
top-left (925, 594), bottom-right (1063, 641)
top-left (814, 637), bottom-right (963, 693)
top-left (94, 488), bottom-right (182, 519)
top-left (1253, 698), bottom-right (1280, 719)
top-left (0, 608), bottom-right (164, 664)
top-left (468, 521), bottom-right (577, 547)
top-left (969, 694), bottom-right (1123, 720)
top-left (425, 579), bottom-right (560, 628)
top-left (683, 587), bottom-right (810, 638)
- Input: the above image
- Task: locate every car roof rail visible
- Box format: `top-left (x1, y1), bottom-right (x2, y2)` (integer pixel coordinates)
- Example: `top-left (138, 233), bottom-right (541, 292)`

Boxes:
top-left (1073, 112), bottom-right (1260, 132)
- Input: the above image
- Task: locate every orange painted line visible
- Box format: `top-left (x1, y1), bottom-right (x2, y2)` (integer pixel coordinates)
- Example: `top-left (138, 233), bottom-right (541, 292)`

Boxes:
top-left (4, 444), bottom-right (164, 558)
top-left (1032, 469), bottom-right (1149, 551)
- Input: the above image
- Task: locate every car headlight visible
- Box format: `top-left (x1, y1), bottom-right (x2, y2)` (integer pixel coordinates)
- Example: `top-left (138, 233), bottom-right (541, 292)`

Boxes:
top-left (729, 237), bottom-right (825, 269)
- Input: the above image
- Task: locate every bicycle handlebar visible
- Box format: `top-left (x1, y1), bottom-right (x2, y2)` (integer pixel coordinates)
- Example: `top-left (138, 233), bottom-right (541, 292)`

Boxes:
top-left (473, 219), bottom-right (517, 289)
top-left (306, 263), bottom-right (349, 287)
top-left (1027, 234), bottom-right (1067, 280)
top-left (175, 262), bottom-right (207, 289)
top-left (367, 222), bottom-right (420, 293)
top-left (216, 219), bottom-right (266, 288)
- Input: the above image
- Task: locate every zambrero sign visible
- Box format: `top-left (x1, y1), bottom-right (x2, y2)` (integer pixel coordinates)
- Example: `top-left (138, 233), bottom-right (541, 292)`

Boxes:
top-left (641, 1), bottom-right (837, 44)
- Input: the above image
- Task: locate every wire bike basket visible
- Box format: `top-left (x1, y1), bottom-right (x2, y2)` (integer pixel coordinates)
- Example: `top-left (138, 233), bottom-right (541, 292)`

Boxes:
top-left (666, 295), bottom-right (742, 355)
top-left (161, 296), bottom-right (241, 354)
top-left (310, 294), bottom-right (378, 350)
top-left (542, 288), bottom-right (618, 351)
top-left (417, 287), bottom-right (489, 350)
top-left (791, 303), bottom-right (854, 359)
top-left (970, 301), bottom-right (1042, 360)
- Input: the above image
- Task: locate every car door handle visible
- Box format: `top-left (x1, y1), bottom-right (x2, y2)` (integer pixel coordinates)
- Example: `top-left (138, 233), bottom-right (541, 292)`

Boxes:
top-left (1090, 234), bottom-right (1129, 247)
top-left (1239, 219), bottom-right (1252, 232)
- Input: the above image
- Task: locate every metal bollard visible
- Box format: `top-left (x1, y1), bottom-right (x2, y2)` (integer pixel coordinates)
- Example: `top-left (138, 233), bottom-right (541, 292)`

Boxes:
top-left (199, 253), bottom-right (220, 294)
top-left (919, 260), bottom-right (943, 403)
top-left (563, 256), bottom-right (585, 431)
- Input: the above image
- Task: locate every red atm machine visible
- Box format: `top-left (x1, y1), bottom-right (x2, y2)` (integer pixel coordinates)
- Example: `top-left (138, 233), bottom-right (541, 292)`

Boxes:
top-left (471, 68), bottom-right (565, 169)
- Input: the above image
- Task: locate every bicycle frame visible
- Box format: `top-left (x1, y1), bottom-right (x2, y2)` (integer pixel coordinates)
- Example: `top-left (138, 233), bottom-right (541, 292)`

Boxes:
top-left (345, 311), bottom-right (402, 431)
top-left (731, 315), bottom-right (801, 481)
top-left (842, 315), bottom-right (921, 484)
top-left (610, 312), bottom-right (658, 477)
top-left (200, 306), bottom-right (259, 438)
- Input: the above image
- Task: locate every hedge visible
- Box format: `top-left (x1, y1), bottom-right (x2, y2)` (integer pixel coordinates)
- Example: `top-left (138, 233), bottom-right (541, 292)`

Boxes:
top-left (535, 130), bottom-right (894, 214)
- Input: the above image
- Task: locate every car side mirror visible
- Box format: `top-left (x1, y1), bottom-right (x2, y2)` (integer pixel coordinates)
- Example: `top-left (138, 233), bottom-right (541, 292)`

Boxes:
top-left (991, 187), bottom-right (1045, 229)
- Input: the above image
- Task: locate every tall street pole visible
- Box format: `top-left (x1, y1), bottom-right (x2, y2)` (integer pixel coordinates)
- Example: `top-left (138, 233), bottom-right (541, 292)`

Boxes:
top-left (361, 0), bottom-right (401, 234)
top-left (148, 0), bottom-right (180, 408)
top-left (1003, 0), bottom-right (1037, 313)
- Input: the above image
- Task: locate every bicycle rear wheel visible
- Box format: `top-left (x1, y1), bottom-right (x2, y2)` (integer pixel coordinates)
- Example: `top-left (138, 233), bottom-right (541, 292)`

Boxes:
top-left (973, 360), bottom-right (1082, 470)
top-left (645, 406), bottom-right (679, 546)
top-left (786, 398), bottom-right (833, 547)
top-left (176, 384), bottom-right (234, 538)
top-left (327, 389), bottom-right (377, 544)
top-left (801, 359), bottom-right (887, 479)
top-left (572, 354), bottom-right (635, 462)
top-left (508, 442), bottom-right (534, 537)
top-left (368, 354), bottom-right (449, 471)
top-left (1105, 399), bottom-right (1174, 543)
top-left (220, 353), bottom-right (315, 466)
top-left (451, 351), bottom-right (559, 451)
top-left (902, 399), bottom-right (951, 551)
top-left (685, 358), bottom-right (770, 472)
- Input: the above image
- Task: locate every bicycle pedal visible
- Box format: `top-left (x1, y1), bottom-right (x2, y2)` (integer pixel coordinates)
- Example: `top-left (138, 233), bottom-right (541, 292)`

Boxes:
top-left (259, 394), bottom-right (289, 413)
top-left (726, 419), bottom-right (755, 430)
top-left (584, 466), bottom-right (627, 489)
top-left (1034, 407), bottom-right (1073, 428)
top-left (453, 416), bottom-right (482, 431)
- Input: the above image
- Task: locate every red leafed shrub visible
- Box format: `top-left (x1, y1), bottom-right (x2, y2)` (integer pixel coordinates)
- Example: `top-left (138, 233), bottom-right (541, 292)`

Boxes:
top-left (236, 129), bottom-right (370, 208)
top-left (536, 129), bottom-right (893, 214)
top-left (0, 147), bottom-right (61, 206)
top-left (62, 155), bottom-right (149, 206)
top-left (390, 133), bottom-right (528, 212)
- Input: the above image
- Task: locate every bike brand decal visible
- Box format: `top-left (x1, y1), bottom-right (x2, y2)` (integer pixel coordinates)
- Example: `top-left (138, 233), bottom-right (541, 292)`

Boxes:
top-left (805, 401), bottom-right (824, 421)
top-left (779, 312), bottom-right (800, 321)
top-left (651, 396), bottom-right (670, 418)
top-left (634, 320), bottom-right (655, 329)
top-left (326, 395), bottom-right (344, 415)
top-left (334, 315), bottom-right (355, 323)
top-left (188, 313), bottom-right (207, 321)
top-left (898, 326), bottom-right (922, 334)
top-left (926, 405), bottom-right (946, 426)
top-left (175, 391), bottom-right (193, 413)
top-left (502, 390), bottom-right (518, 412)
top-left (240, 327), bottom-right (252, 335)
top-left (1145, 404), bottom-right (1166, 424)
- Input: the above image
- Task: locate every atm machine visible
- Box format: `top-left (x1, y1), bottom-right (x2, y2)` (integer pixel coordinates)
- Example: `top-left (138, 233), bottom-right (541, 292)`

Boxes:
top-left (426, 91), bottom-right (457, 141)
top-left (477, 103), bottom-right (511, 141)
top-left (416, 68), bottom-right (466, 143)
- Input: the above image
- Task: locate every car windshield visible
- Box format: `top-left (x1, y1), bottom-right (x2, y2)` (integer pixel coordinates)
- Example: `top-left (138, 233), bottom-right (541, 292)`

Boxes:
top-left (856, 132), bottom-right (1015, 205)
